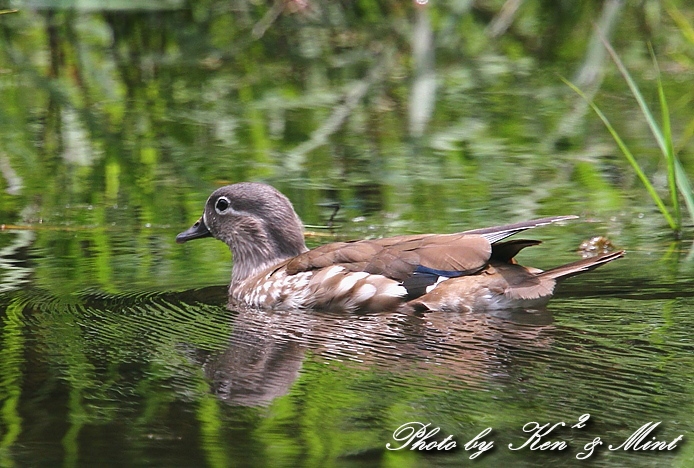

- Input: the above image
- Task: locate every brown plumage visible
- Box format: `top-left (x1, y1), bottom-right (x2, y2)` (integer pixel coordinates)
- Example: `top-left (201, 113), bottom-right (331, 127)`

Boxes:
top-left (176, 183), bottom-right (624, 312)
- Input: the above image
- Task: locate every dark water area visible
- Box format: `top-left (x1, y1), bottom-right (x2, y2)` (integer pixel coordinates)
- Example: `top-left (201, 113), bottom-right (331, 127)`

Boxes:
top-left (1, 1), bottom-right (694, 467)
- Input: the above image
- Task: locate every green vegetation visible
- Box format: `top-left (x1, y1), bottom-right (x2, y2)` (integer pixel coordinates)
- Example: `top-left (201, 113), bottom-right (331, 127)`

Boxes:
top-left (565, 35), bottom-right (694, 237)
top-left (0, 1), bottom-right (693, 467)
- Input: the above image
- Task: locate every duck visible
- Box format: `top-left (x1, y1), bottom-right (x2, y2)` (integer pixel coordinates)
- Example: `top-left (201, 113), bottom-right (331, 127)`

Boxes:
top-left (176, 182), bottom-right (624, 313)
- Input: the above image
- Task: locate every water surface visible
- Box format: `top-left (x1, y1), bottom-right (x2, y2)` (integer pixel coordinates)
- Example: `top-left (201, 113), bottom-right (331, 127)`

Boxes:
top-left (1, 1), bottom-right (693, 467)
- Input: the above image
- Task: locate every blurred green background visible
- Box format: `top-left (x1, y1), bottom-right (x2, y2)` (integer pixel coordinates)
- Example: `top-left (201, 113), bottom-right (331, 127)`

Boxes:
top-left (0, 1), bottom-right (693, 467)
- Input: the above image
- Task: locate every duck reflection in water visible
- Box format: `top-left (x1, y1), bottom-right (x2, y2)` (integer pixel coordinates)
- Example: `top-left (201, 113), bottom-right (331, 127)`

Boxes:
top-left (197, 303), bottom-right (556, 407)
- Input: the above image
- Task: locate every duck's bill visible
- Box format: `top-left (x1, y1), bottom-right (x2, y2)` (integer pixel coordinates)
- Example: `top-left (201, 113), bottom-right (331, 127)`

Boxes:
top-left (176, 217), bottom-right (211, 244)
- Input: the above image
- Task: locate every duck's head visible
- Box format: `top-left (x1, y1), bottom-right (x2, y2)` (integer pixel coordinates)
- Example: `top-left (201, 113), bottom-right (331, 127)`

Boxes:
top-left (176, 182), bottom-right (308, 283)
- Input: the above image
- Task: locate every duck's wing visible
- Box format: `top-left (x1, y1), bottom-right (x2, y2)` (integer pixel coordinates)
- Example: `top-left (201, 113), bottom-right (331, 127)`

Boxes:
top-left (284, 216), bottom-right (576, 297)
top-left (285, 233), bottom-right (493, 283)
top-left (463, 215), bottom-right (578, 244)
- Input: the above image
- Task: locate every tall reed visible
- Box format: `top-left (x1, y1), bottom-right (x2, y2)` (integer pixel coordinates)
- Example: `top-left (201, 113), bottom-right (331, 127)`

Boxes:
top-left (564, 35), bottom-right (694, 237)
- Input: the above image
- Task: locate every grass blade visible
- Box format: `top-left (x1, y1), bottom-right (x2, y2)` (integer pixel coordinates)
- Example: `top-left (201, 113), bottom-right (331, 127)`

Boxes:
top-left (666, 2), bottom-right (694, 45)
top-left (675, 158), bottom-right (694, 225)
top-left (599, 31), bottom-right (693, 231)
top-left (650, 43), bottom-right (681, 229)
top-left (598, 34), bottom-right (669, 158)
top-left (562, 77), bottom-right (677, 231)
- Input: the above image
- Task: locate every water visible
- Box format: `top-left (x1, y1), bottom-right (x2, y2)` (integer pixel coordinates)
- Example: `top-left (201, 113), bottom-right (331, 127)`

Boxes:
top-left (1, 2), bottom-right (694, 467)
top-left (2, 227), bottom-right (692, 467)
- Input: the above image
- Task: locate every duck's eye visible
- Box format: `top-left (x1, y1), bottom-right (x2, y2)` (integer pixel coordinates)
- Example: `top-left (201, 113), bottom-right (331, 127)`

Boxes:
top-left (215, 197), bottom-right (231, 214)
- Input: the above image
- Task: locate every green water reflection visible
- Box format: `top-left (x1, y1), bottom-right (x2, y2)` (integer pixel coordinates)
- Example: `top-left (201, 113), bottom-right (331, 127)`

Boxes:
top-left (1, 1), bottom-right (693, 467)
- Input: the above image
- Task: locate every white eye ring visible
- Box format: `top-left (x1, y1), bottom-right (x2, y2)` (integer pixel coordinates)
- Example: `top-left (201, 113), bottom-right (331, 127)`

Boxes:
top-left (215, 196), bottom-right (231, 214)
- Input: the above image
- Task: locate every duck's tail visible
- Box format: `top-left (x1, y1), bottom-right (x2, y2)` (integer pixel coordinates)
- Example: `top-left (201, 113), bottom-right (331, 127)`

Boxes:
top-left (539, 250), bottom-right (625, 281)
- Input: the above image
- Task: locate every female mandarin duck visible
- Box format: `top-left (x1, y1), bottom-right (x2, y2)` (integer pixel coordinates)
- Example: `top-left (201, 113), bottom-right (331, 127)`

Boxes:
top-left (177, 183), bottom-right (623, 313)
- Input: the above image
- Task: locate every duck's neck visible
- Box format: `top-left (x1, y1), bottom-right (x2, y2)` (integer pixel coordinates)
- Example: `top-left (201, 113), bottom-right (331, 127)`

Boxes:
top-left (230, 233), bottom-right (307, 286)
